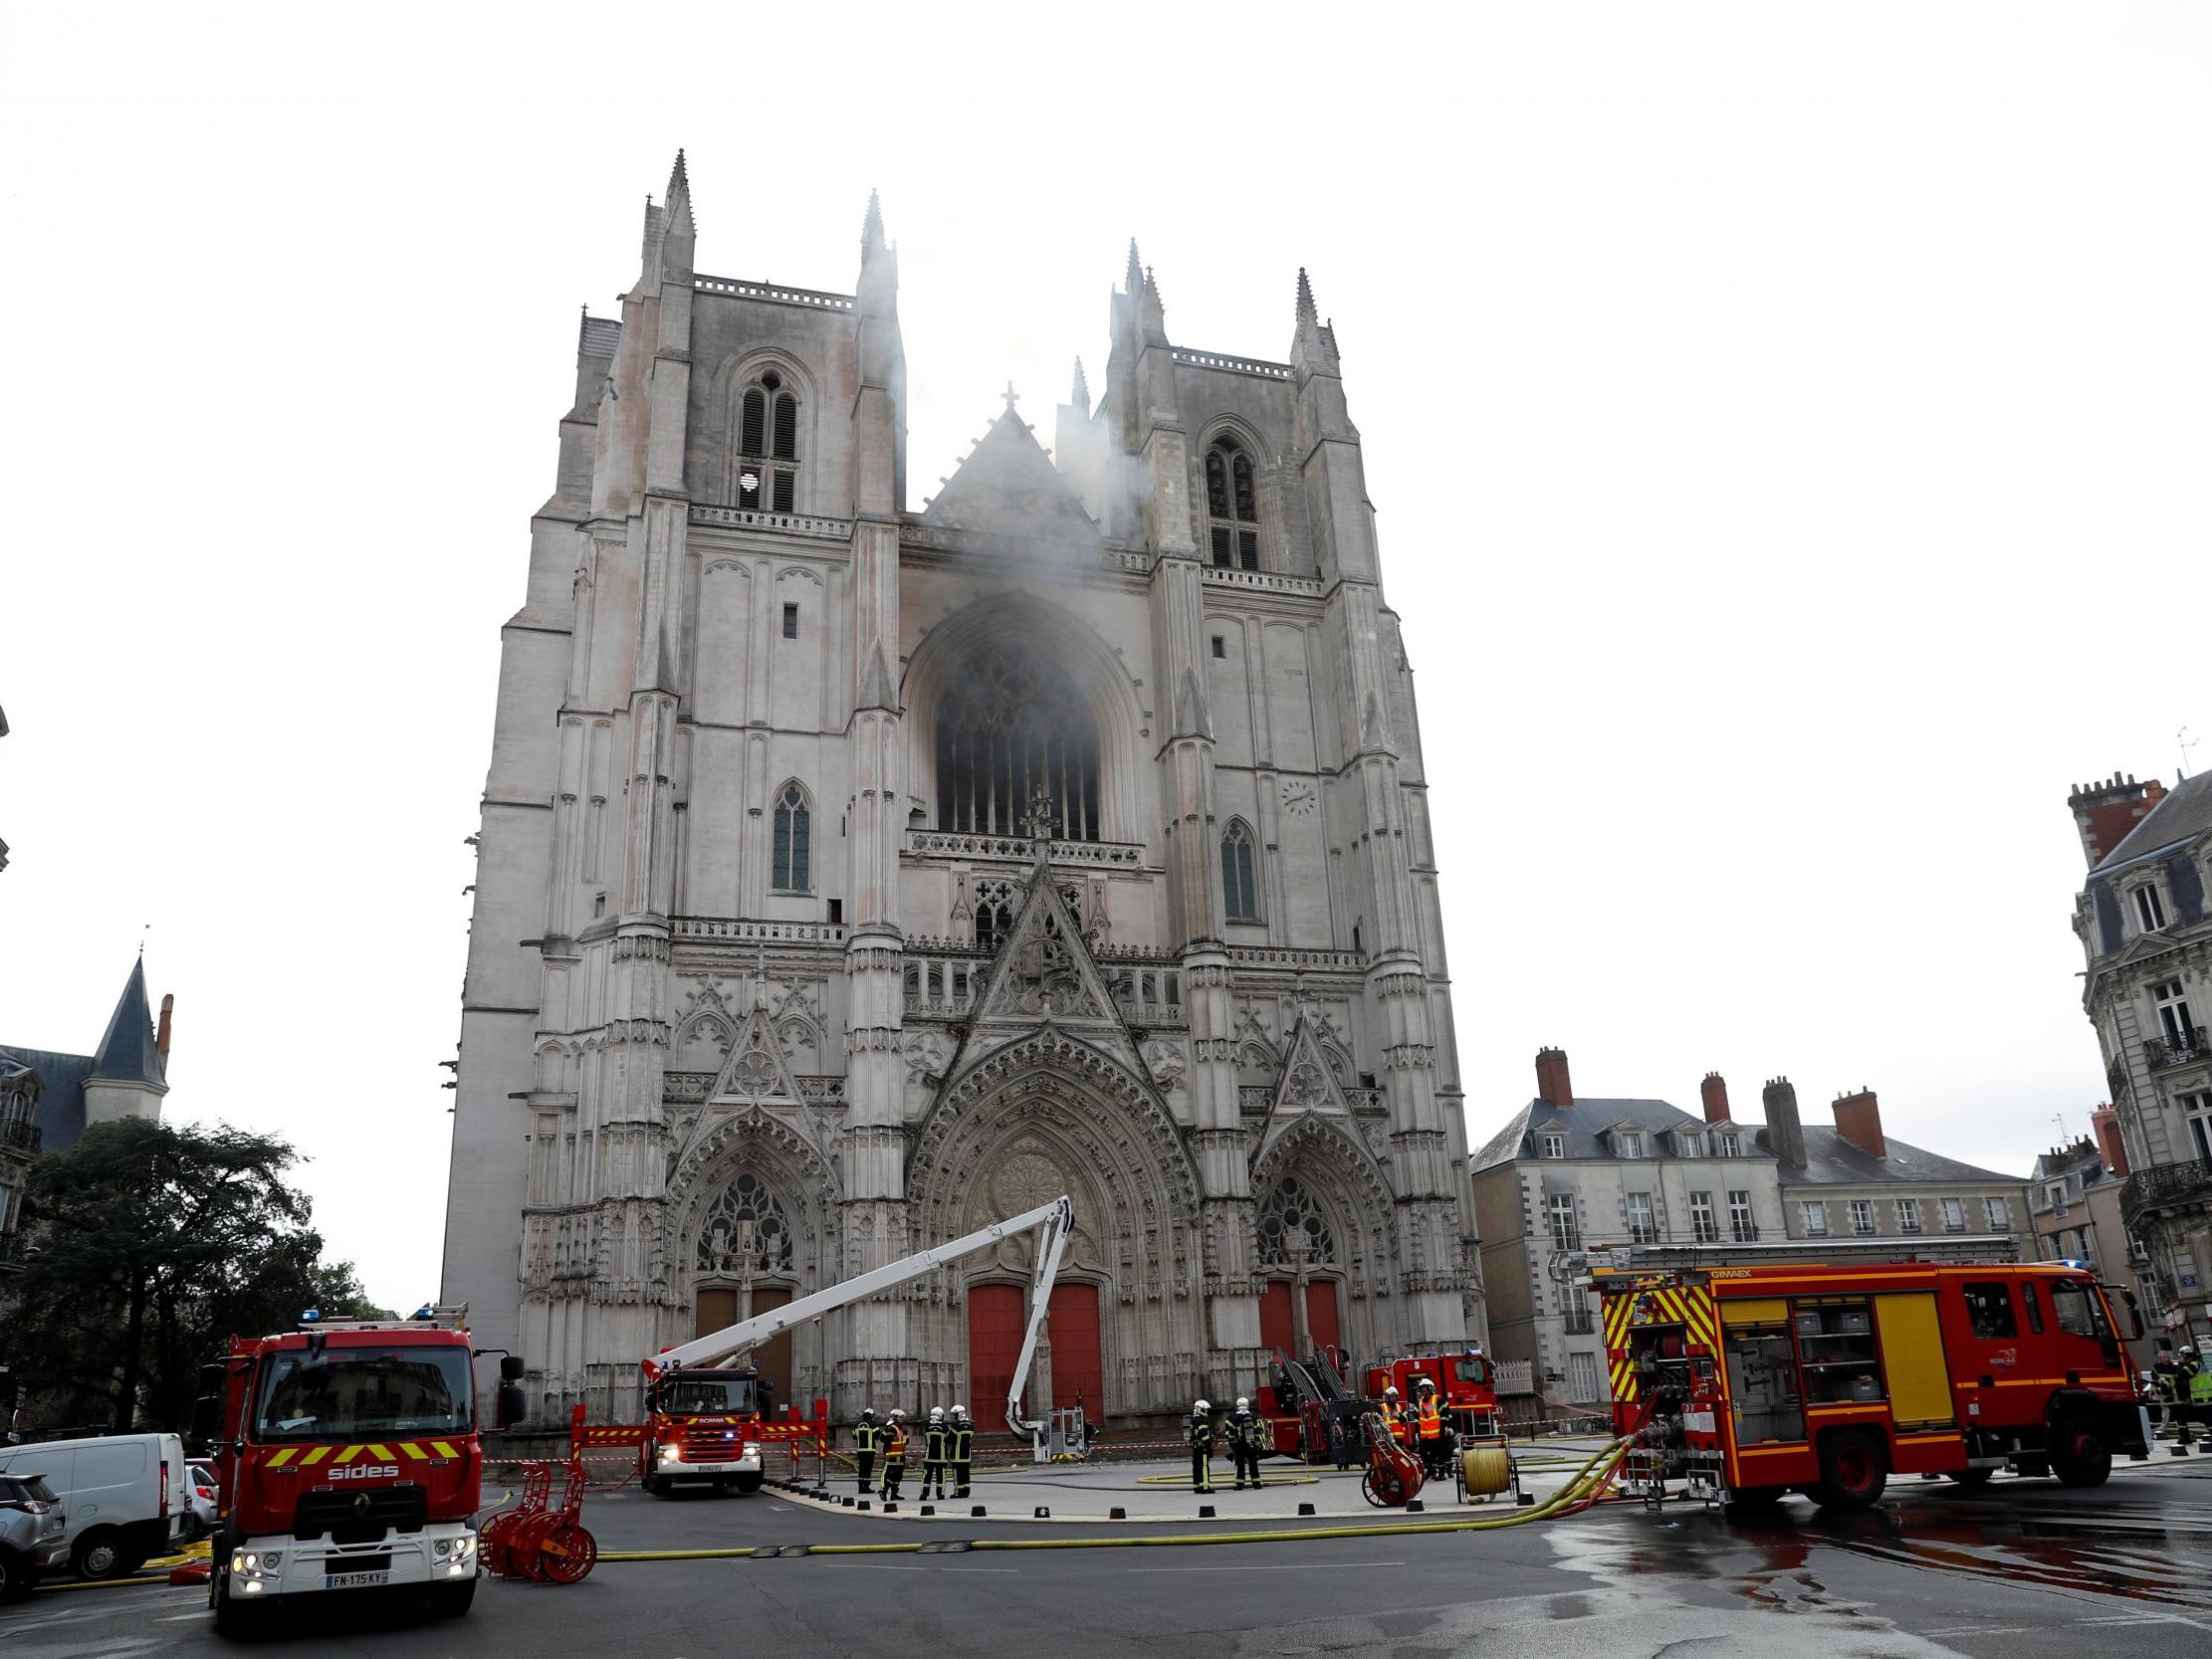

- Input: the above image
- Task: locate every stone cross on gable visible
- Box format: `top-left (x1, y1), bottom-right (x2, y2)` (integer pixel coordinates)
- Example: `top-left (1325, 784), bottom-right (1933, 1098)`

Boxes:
top-left (1002, 380), bottom-right (1019, 412)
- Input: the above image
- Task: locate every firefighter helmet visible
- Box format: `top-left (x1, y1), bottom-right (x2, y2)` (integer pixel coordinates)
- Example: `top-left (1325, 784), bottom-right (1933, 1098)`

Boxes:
top-left (1417, 1376), bottom-right (1438, 1390)
top-left (951, 1403), bottom-right (968, 1418)
top-left (860, 1405), bottom-right (876, 1418)
top-left (889, 1408), bottom-right (905, 1420)
top-left (1384, 1385), bottom-right (1400, 1397)
top-left (930, 1406), bottom-right (945, 1420)
top-left (1194, 1398), bottom-right (1211, 1412)
top-left (1235, 1396), bottom-right (1249, 1410)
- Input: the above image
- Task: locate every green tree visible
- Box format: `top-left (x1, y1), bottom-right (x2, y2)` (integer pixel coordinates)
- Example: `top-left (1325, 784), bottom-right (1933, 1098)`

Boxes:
top-left (3, 1118), bottom-right (374, 1434)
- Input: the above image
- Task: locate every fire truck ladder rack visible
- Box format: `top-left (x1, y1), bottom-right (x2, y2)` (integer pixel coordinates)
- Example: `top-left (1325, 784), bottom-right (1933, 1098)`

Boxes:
top-left (643, 1196), bottom-right (1077, 1439)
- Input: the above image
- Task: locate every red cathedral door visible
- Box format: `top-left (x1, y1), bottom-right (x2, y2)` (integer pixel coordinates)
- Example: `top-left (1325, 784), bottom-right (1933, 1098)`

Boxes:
top-left (1045, 1284), bottom-right (1103, 1411)
top-left (1259, 1281), bottom-right (1297, 1355)
top-left (967, 1284), bottom-right (1025, 1415)
top-left (1304, 1280), bottom-right (1342, 1358)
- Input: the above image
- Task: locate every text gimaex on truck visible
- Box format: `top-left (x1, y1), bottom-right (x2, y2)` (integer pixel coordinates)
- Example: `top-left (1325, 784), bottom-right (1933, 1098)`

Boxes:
top-left (1595, 1261), bottom-right (2148, 1511)
top-left (191, 1305), bottom-right (520, 1635)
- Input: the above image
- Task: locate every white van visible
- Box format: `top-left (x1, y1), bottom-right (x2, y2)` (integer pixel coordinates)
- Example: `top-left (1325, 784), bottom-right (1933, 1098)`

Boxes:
top-left (0, 1432), bottom-right (187, 1579)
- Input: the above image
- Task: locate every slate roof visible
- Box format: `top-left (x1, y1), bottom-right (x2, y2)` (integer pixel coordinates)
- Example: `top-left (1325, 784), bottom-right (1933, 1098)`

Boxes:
top-left (1473, 1097), bottom-right (1772, 1172)
top-left (0, 959), bottom-right (167, 1154)
top-left (0, 1045), bottom-right (96, 1151)
top-left (2092, 769), bottom-right (2212, 875)
top-left (1784, 1126), bottom-right (2023, 1188)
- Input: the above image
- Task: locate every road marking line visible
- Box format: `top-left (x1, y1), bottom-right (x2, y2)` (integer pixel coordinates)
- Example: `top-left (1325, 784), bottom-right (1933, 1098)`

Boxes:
top-left (1125, 1561), bottom-right (1408, 1573)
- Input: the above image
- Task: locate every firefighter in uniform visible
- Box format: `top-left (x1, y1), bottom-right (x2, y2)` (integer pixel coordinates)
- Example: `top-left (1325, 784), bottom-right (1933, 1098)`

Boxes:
top-left (922, 1406), bottom-right (951, 1500)
top-left (1414, 1377), bottom-right (1450, 1478)
top-left (950, 1403), bottom-right (976, 1499)
top-left (1186, 1398), bottom-right (1217, 1494)
top-left (880, 1409), bottom-right (909, 1501)
top-left (1227, 1396), bottom-right (1263, 1491)
top-left (1376, 1385), bottom-right (1407, 1451)
top-left (851, 1406), bottom-right (882, 1495)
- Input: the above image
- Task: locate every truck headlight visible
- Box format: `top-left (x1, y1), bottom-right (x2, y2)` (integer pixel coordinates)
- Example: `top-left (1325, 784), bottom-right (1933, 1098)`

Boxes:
top-left (433, 1538), bottom-right (452, 1557)
top-left (659, 1444), bottom-right (682, 1462)
top-left (744, 1442), bottom-right (762, 1458)
top-left (261, 1552), bottom-right (283, 1572)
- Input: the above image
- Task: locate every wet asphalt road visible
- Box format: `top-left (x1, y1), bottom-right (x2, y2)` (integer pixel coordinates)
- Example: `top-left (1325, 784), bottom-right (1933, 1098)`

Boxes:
top-left (6, 1462), bottom-right (2210, 1657)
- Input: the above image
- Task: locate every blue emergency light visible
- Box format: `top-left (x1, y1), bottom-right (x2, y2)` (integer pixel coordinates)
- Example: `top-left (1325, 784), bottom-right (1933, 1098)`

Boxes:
top-left (300, 1309), bottom-right (323, 1323)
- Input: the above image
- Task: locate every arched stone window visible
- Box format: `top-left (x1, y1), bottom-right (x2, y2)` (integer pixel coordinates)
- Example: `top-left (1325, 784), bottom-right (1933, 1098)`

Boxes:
top-left (935, 639), bottom-right (1100, 841)
top-left (772, 780), bottom-right (811, 892)
top-left (1257, 1177), bottom-right (1338, 1264)
top-left (695, 1171), bottom-right (795, 1273)
top-left (1220, 819), bottom-right (1260, 924)
top-left (738, 370), bottom-right (800, 513)
top-left (1204, 436), bottom-right (1259, 571)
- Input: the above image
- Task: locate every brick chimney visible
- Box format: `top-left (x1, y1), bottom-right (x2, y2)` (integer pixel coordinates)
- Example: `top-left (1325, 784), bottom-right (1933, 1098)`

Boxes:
top-left (1761, 1076), bottom-right (1807, 1167)
top-left (2067, 772), bottom-right (2166, 867)
top-left (157, 992), bottom-right (173, 1059)
top-left (2090, 1105), bottom-right (2129, 1178)
top-left (1834, 1088), bottom-right (1885, 1159)
top-left (1699, 1071), bottom-right (1731, 1124)
top-left (1534, 1047), bottom-right (1573, 1108)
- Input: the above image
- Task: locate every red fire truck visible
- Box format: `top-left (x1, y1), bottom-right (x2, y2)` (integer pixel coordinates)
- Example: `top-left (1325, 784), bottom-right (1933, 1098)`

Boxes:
top-left (1594, 1261), bottom-right (2147, 1510)
top-left (1364, 1349), bottom-right (1502, 1440)
top-left (193, 1307), bottom-right (514, 1634)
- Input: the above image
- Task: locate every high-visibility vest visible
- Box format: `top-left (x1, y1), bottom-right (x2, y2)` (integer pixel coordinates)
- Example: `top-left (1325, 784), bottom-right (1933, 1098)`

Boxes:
top-left (2191, 1369), bottom-right (2212, 1405)
top-left (1378, 1401), bottom-right (1404, 1437)
top-left (1418, 1396), bottom-right (1443, 1440)
top-left (883, 1425), bottom-right (908, 1462)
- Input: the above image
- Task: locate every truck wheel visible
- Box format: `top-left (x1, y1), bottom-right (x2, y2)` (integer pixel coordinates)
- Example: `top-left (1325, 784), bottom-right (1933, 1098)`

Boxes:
top-left (734, 1473), bottom-right (764, 1495)
top-left (1812, 1434), bottom-right (1887, 1511)
top-left (212, 1566), bottom-right (263, 1637)
top-left (72, 1529), bottom-right (127, 1580)
top-left (641, 1466), bottom-right (668, 1497)
top-left (2048, 1416), bottom-right (2112, 1488)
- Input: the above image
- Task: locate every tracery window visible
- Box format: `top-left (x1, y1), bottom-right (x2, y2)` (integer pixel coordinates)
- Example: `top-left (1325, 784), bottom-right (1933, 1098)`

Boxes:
top-left (696, 1171), bottom-right (795, 1273)
top-left (1257, 1177), bottom-right (1338, 1264)
top-left (737, 370), bottom-right (800, 513)
top-left (1220, 819), bottom-right (1260, 923)
top-left (772, 781), bottom-right (811, 892)
top-left (935, 639), bottom-right (1100, 841)
top-left (1204, 436), bottom-right (1259, 571)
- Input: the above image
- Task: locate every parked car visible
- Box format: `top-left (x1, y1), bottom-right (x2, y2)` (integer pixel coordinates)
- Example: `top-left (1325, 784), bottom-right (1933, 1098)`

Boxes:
top-left (0, 1433), bottom-right (187, 1579)
top-left (179, 1460), bottom-right (220, 1543)
top-left (0, 1471), bottom-right (70, 1599)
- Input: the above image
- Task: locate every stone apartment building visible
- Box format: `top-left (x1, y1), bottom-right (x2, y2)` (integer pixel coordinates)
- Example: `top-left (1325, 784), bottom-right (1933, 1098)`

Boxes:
top-left (1475, 1051), bottom-right (2031, 1408)
top-left (2029, 1125), bottom-right (2143, 1304)
top-left (0, 958), bottom-right (173, 1268)
top-left (1473, 1051), bottom-right (1788, 1406)
top-left (441, 158), bottom-right (1483, 1428)
top-left (2067, 769), bottom-right (2212, 1347)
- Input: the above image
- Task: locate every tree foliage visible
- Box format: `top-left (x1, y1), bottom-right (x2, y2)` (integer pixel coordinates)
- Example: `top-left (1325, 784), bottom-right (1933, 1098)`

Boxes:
top-left (3, 1118), bottom-right (377, 1434)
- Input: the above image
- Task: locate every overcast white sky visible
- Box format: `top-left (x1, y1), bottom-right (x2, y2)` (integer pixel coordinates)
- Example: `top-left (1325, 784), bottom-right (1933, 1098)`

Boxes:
top-left (2, 4), bottom-right (2206, 1312)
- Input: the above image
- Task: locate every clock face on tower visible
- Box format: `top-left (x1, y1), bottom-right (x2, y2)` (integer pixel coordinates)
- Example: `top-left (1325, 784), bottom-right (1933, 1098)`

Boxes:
top-left (1280, 780), bottom-right (1317, 815)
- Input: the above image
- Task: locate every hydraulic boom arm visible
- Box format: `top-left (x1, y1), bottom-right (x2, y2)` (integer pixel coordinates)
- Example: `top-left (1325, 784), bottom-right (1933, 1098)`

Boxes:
top-left (642, 1195), bottom-right (1076, 1437)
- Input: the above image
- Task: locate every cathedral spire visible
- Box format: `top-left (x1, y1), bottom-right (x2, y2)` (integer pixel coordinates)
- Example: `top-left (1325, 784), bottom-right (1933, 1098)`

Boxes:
top-left (862, 186), bottom-right (886, 255)
top-left (1290, 265), bottom-right (1338, 375)
top-left (1070, 356), bottom-right (1089, 415)
top-left (1124, 238), bottom-right (1143, 295)
top-left (663, 149), bottom-right (694, 238)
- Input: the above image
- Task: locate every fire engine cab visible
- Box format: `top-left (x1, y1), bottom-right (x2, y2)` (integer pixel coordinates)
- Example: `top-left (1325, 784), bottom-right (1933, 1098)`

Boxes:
top-left (193, 1307), bottom-right (499, 1634)
top-left (1595, 1261), bottom-right (2147, 1510)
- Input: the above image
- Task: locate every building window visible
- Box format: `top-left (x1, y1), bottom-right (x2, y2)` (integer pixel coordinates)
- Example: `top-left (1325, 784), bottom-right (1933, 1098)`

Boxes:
top-left (1540, 1134), bottom-right (1567, 1159)
top-left (737, 371), bottom-right (800, 512)
top-left (1688, 1191), bottom-right (1718, 1244)
top-left (1626, 1191), bottom-right (1657, 1244)
top-left (2181, 1093), bottom-right (2212, 1163)
top-left (1800, 1200), bottom-right (1829, 1236)
top-left (1220, 820), bottom-right (1260, 924)
top-left (934, 638), bottom-right (1101, 841)
top-left (772, 781), bottom-right (811, 892)
top-left (1211, 634), bottom-right (1225, 659)
top-left (1727, 1190), bottom-right (1756, 1243)
top-left (1545, 1194), bottom-right (1580, 1253)
top-left (1203, 436), bottom-right (1261, 570)
top-left (696, 1170), bottom-right (795, 1274)
top-left (781, 602), bottom-right (799, 640)
top-left (2133, 883), bottom-right (2168, 933)
top-left (1617, 1133), bottom-right (1644, 1160)
top-left (2154, 979), bottom-right (2199, 1049)
top-left (1940, 1197), bottom-right (1966, 1232)
top-left (1675, 1132), bottom-right (1702, 1158)
top-left (1257, 1177), bottom-right (1338, 1264)
top-left (1963, 1282), bottom-right (2017, 1340)
top-left (1986, 1195), bottom-right (2011, 1231)
top-left (1850, 1198), bottom-right (1875, 1236)
top-left (2045, 1181), bottom-right (2068, 1218)
top-left (1566, 1350), bottom-right (1603, 1403)
top-left (1896, 1197), bottom-right (1922, 1234)
top-left (1714, 1134), bottom-right (1740, 1158)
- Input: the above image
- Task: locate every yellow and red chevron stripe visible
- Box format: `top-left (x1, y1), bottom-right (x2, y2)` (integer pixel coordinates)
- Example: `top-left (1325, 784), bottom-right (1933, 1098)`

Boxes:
top-left (1601, 1282), bottom-right (1717, 1401)
top-left (263, 1439), bottom-right (461, 1467)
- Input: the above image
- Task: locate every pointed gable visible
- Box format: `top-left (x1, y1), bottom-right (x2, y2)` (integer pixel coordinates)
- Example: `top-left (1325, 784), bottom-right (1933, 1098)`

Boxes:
top-left (968, 861), bottom-right (1120, 1032)
top-left (1248, 1016), bottom-right (1358, 1168)
top-left (921, 403), bottom-right (1100, 543)
top-left (708, 1000), bottom-right (806, 1106)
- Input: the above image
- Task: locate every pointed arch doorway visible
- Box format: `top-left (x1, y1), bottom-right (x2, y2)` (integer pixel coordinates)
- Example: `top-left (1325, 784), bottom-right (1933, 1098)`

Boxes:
top-left (966, 1283), bottom-right (1104, 1419)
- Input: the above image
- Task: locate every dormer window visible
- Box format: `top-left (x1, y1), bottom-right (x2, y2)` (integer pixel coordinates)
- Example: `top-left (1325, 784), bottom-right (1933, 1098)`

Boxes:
top-left (1616, 1132), bottom-right (1644, 1159)
top-left (2133, 883), bottom-right (2168, 933)
top-left (1540, 1133), bottom-right (1567, 1159)
top-left (738, 370), bottom-right (799, 513)
top-left (1714, 1133), bottom-right (1741, 1158)
top-left (1675, 1132), bottom-right (1702, 1158)
top-left (1204, 437), bottom-right (1259, 571)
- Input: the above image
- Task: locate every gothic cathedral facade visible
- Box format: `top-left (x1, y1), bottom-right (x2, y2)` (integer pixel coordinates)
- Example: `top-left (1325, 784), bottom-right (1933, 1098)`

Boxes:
top-left (443, 157), bottom-right (1484, 1427)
